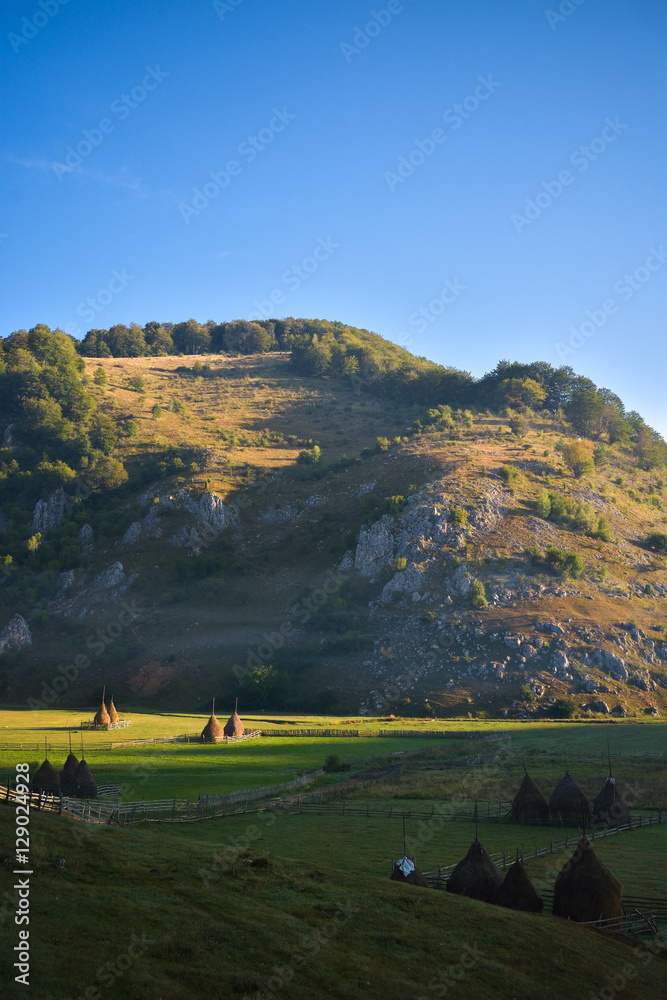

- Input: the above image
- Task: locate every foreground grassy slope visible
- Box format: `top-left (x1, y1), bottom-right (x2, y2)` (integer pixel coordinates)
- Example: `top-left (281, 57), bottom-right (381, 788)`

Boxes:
top-left (0, 806), bottom-right (664, 1000)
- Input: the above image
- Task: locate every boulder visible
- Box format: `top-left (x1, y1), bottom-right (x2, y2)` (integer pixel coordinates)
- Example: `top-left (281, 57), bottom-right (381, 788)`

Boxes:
top-left (32, 487), bottom-right (67, 533)
top-left (551, 650), bottom-right (569, 673)
top-left (122, 522), bottom-right (143, 546)
top-left (610, 704), bottom-right (626, 718)
top-left (355, 521), bottom-right (395, 576)
top-left (93, 562), bottom-right (126, 592)
top-left (587, 700), bottom-right (609, 714)
top-left (629, 672), bottom-right (650, 691)
top-left (183, 491), bottom-right (239, 530)
top-left (77, 523), bottom-right (94, 552)
top-left (0, 614), bottom-right (32, 654)
top-left (593, 649), bottom-right (629, 682)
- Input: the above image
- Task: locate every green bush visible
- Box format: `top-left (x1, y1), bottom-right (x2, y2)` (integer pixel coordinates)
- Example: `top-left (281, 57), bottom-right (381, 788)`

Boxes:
top-left (573, 501), bottom-right (598, 535)
top-left (450, 505), bottom-right (468, 526)
top-left (595, 517), bottom-right (611, 542)
top-left (547, 697), bottom-right (577, 719)
top-left (151, 403), bottom-right (162, 419)
top-left (535, 488), bottom-right (551, 518)
top-left (644, 532), bottom-right (667, 553)
top-left (499, 464), bottom-right (521, 485)
top-left (545, 545), bottom-right (584, 579)
top-left (468, 579), bottom-right (488, 608)
top-left (127, 375), bottom-right (145, 391)
top-left (297, 444), bottom-right (321, 465)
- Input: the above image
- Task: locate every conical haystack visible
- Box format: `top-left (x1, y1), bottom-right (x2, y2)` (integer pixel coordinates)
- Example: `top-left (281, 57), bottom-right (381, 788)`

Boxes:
top-left (33, 758), bottom-right (61, 794)
top-left (390, 857), bottom-right (430, 888)
top-left (553, 836), bottom-right (623, 923)
top-left (549, 772), bottom-right (591, 822)
top-left (446, 840), bottom-right (502, 903)
top-left (94, 686), bottom-right (110, 727)
top-left (224, 698), bottom-right (244, 738)
top-left (509, 771), bottom-right (550, 822)
top-left (74, 758), bottom-right (97, 798)
top-left (593, 777), bottom-right (629, 826)
top-left (60, 754), bottom-right (80, 795)
top-left (201, 698), bottom-right (224, 742)
top-left (108, 697), bottom-right (119, 725)
top-left (496, 860), bottom-right (543, 913)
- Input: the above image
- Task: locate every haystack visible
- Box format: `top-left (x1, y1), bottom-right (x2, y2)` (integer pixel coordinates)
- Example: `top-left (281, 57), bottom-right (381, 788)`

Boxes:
top-left (593, 777), bottom-right (629, 826)
top-left (60, 736), bottom-right (80, 796)
top-left (108, 696), bottom-right (119, 725)
top-left (446, 840), bottom-right (502, 903)
top-left (549, 772), bottom-right (591, 822)
top-left (496, 860), bottom-right (543, 913)
top-left (390, 857), bottom-right (430, 888)
top-left (509, 769), bottom-right (550, 822)
top-left (32, 758), bottom-right (61, 795)
top-left (553, 836), bottom-right (623, 923)
top-left (201, 698), bottom-right (224, 742)
top-left (224, 698), bottom-right (244, 738)
top-left (73, 758), bottom-right (97, 798)
top-left (93, 686), bottom-right (110, 727)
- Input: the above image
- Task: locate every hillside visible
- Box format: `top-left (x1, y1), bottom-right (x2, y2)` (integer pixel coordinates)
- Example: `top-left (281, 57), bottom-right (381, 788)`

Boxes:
top-left (1, 324), bottom-right (666, 719)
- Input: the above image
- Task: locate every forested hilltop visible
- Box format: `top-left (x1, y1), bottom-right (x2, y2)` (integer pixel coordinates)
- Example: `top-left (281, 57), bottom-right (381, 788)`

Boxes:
top-left (40, 316), bottom-right (667, 467)
top-left (1, 320), bottom-right (666, 718)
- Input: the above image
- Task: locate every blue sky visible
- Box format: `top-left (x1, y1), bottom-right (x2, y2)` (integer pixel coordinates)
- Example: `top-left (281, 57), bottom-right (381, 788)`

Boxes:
top-left (2, 0), bottom-right (665, 433)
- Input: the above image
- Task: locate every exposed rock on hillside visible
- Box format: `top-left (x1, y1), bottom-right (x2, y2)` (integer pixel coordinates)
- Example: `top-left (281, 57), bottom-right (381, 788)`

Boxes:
top-left (77, 523), bottom-right (94, 552)
top-left (32, 487), bottom-right (67, 533)
top-left (0, 614), bottom-right (32, 654)
top-left (93, 562), bottom-right (126, 591)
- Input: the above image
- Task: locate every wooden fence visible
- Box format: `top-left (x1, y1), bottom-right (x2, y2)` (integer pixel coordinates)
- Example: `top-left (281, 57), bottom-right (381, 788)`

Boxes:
top-left (423, 812), bottom-right (663, 889)
top-left (378, 730), bottom-right (511, 741)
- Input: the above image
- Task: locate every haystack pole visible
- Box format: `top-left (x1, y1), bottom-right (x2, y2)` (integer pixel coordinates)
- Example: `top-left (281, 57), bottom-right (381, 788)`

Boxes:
top-left (593, 739), bottom-right (628, 826)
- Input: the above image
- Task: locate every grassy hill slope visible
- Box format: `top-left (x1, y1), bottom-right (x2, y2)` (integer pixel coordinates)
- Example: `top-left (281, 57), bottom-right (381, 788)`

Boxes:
top-left (1, 339), bottom-right (666, 719)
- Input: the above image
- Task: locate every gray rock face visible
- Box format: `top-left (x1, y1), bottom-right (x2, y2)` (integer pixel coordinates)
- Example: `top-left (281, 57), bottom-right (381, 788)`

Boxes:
top-left (551, 649), bottom-right (569, 672)
top-left (259, 504), bottom-right (296, 524)
top-left (580, 675), bottom-right (598, 694)
top-left (588, 700), bottom-right (609, 714)
top-left (611, 704), bottom-right (626, 717)
top-left (629, 672), bottom-right (650, 691)
top-left (0, 614), bottom-right (32, 654)
top-left (183, 491), bottom-right (239, 530)
top-left (381, 563), bottom-right (425, 603)
top-left (593, 649), bottom-right (629, 681)
top-left (122, 522), bottom-right (143, 546)
top-left (355, 521), bottom-right (395, 576)
top-left (77, 523), bottom-right (94, 552)
top-left (3, 424), bottom-right (14, 448)
top-left (32, 487), bottom-right (67, 533)
top-left (93, 562), bottom-right (126, 592)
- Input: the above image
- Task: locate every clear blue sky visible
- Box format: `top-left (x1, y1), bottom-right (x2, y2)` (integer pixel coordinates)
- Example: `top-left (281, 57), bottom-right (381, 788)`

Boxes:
top-left (2, 0), bottom-right (665, 433)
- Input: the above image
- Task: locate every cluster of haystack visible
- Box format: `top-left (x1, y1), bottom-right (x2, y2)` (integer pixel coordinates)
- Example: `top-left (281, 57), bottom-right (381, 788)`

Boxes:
top-left (509, 766), bottom-right (629, 826)
top-left (200, 699), bottom-right (245, 742)
top-left (93, 687), bottom-right (120, 727)
top-left (445, 833), bottom-right (622, 923)
top-left (31, 738), bottom-right (97, 798)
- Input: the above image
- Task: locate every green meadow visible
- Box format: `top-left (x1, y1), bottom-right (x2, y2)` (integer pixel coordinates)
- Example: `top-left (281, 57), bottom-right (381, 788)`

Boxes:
top-left (0, 710), bottom-right (665, 999)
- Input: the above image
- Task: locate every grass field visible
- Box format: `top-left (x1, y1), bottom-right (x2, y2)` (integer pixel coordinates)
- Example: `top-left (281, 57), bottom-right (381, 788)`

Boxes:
top-left (0, 711), bottom-right (665, 998)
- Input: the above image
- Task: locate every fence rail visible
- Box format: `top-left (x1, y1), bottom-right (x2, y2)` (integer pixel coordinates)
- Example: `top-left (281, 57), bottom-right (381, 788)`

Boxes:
top-left (423, 812), bottom-right (663, 888)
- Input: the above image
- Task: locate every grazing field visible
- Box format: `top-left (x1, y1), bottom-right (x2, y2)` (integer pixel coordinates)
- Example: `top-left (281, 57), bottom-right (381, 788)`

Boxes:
top-left (0, 711), bottom-right (665, 998)
top-left (0, 805), bottom-right (665, 1000)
